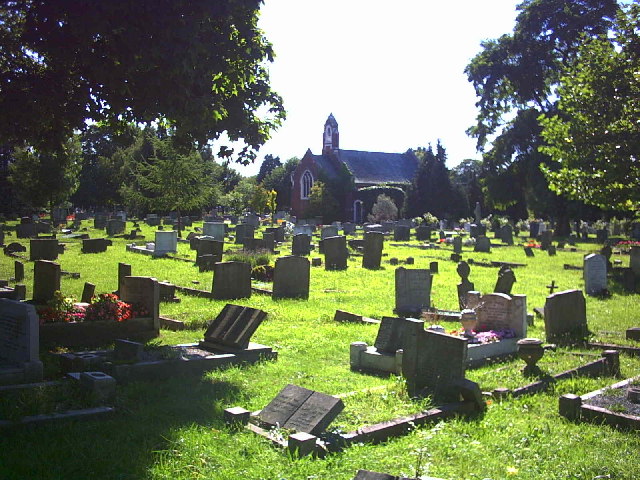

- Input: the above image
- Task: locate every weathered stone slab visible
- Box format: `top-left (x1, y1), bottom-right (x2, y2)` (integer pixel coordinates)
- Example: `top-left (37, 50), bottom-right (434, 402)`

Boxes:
top-left (374, 317), bottom-right (412, 354)
top-left (81, 238), bottom-right (112, 254)
top-left (30, 239), bottom-right (59, 261)
top-left (212, 261), bottom-right (251, 300)
top-left (394, 267), bottom-right (432, 315)
top-left (324, 236), bottom-right (348, 271)
top-left (584, 253), bottom-right (607, 295)
top-left (203, 304), bottom-right (267, 349)
top-left (0, 299), bottom-right (43, 385)
top-left (273, 256), bottom-right (310, 300)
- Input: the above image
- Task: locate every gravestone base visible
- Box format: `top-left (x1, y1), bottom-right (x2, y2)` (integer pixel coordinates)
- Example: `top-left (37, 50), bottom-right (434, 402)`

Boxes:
top-left (197, 340), bottom-right (277, 363)
top-left (467, 338), bottom-right (519, 364)
top-left (0, 360), bottom-right (44, 386)
top-left (349, 342), bottom-right (403, 375)
top-left (39, 317), bottom-right (158, 348)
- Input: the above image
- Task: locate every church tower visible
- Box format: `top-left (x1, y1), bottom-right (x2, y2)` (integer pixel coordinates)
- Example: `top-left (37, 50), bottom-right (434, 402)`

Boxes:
top-left (322, 113), bottom-right (339, 155)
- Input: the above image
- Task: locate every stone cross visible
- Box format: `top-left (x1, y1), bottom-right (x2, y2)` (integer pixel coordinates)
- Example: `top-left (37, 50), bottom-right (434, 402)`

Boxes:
top-left (546, 280), bottom-right (557, 295)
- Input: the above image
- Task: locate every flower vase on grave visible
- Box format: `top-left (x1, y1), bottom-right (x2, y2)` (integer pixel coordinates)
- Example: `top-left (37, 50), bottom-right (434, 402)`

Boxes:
top-left (517, 338), bottom-right (544, 376)
top-left (460, 309), bottom-right (477, 337)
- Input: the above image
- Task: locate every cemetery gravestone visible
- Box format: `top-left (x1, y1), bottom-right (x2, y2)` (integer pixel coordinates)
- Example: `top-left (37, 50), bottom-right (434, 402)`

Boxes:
top-left (453, 236), bottom-right (462, 254)
top-left (93, 215), bottom-right (108, 230)
top-left (583, 253), bottom-right (607, 295)
top-left (363, 231), bottom-right (384, 270)
top-left (292, 234), bottom-right (311, 256)
top-left (600, 245), bottom-right (613, 271)
top-left (262, 232), bottom-right (276, 252)
top-left (14, 261), bottom-right (24, 282)
top-left (501, 225), bottom-right (514, 245)
top-left (154, 231), bottom-right (178, 256)
top-left (456, 261), bottom-right (475, 310)
top-left (321, 226), bottom-right (339, 240)
top-left (544, 289), bottom-right (587, 342)
top-left (474, 236), bottom-right (491, 253)
top-left (203, 222), bottom-right (225, 241)
top-left (146, 214), bottom-right (160, 227)
top-left (324, 236), bottom-right (348, 271)
top-left (393, 226), bottom-right (410, 241)
top-left (494, 266), bottom-right (516, 295)
top-left (395, 267), bottom-right (432, 315)
top-left (32, 260), bottom-right (61, 304)
top-left (81, 282), bottom-right (95, 304)
top-left (212, 261), bottom-right (251, 300)
top-left (374, 316), bottom-right (413, 353)
top-left (273, 256), bottom-right (310, 300)
top-left (106, 219), bottom-right (125, 236)
top-left (120, 276), bottom-right (160, 328)
top-left (0, 299), bottom-right (44, 385)
top-left (16, 223), bottom-right (36, 238)
top-left (196, 238), bottom-right (223, 266)
top-left (415, 225), bottom-right (431, 241)
top-left (548, 245), bottom-right (557, 256)
top-left (402, 319), bottom-right (468, 400)
top-left (29, 238), bottom-right (59, 261)
top-left (529, 221), bottom-right (539, 239)
top-left (596, 228), bottom-right (608, 244)
top-left (258, 384), bottom-right (344, 435)
top-left (117, 262), bottom-right (132, 295)
top-left (540, 230), bottom-right (552, 250)
top-left (631, 246), bottom-right (640, 276)
top-left (202, 304), bottom-right (267, 350)
top-left (235, 224), bottom-right (255, 244)
top-left (466, 292), bottom-right (527, 338)
top-left (524, 246), bottom-right (535, 257)
top-left (81, 238), bottom-right (112, 254)
top-left (342, 223), bottom-right (355, 235)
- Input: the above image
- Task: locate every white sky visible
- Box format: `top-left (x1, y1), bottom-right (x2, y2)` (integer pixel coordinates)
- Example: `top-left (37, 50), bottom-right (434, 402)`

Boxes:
top-left (230, 0), bottom-right (521, 177)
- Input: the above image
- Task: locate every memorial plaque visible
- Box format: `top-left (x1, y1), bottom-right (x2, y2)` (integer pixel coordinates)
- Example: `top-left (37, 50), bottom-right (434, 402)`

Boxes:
top-left (259, 384), bottom-right (344, 435)
top-left (273, 256), bottom-right (310, 300)
top-left (395, 267), bottom-right (432, 314)
top-left (204, 303), bottom-right (267, 349)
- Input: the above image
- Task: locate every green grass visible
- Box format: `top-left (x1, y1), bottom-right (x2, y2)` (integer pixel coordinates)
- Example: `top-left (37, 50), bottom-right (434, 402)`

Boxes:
top-left (0, 220), bottom-right (639, 479)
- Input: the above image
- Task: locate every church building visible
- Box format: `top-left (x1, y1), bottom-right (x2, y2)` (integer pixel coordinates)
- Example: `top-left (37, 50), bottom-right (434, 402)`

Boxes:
top-left (290, 114), bottom-right (419, 222)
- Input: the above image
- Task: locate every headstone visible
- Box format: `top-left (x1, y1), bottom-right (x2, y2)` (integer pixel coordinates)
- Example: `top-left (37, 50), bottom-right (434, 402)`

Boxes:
top-left (196, 237), bottom-right (223, 265)
top-left (353, 471), bottom-right (414, 480)
top-left (235, 224), bottom-right (254, 244)
top-left (203, 303), bottom-right (267, 349)
top-left (145, 214), bottom-right (160, 227)
top-left (524, 246), bottom-right (534, 257)
top-left (273, 256), bottom-right (310, 300)
top-left (14, 261), bottom-right (24, 282)
top-left (342, 223), bottom-right (355, 235)
top-left (321, 226), bottom-right (339, 240)
top-left (362, 231), bottom-right (384, 270)
top-left (0, 299), bottom-right (43, 385)
top-left (265, 226), bottom-right (285, 243)
top-left (600, 245), bottom-right (613, 271)
top-left (453, 236), bottom-right (462, 254)
top-left (456, 261), bottom-right (475, 310)
top-left (117, 263), bottom-right (132, 295)
top-left (474, 236), bottom-right (491, 253)
top-left (32, 260), bottom-right (61, 304)
top-left (324, 235), bottom-right (348, 271)
top-left (631, 246), bottom-right (640, 276)
top-left (212, 261), bottom-right (251, 300)
top-left (243, 213), bottom-right (260, 228)
top-left (29, 238), bottom-right (59, 261)
top-left (529, 221), bottom-right (539, 238)
top-left (547, 245), bottom-right (557, 256)
top-left (16, 223), bottom-right (36, 238)
top-left (93, 215), bottom-right (108, 230)
top-left (81, 282), bottom-right (95, 304)
top-left (596, 228), bottom-right (608, 244)
top-left (543, 289), bottom-right (587, 342)
top-left (393, 225), bottom-right (410, 242)
top-left (374, 316), bottom-right (413, 353)
top-left (415, 225), bottom-right (431, 241)
top-left (81, 238), bottom-right (112, 254)
top-left (395, 267), bottom-right (432, 315)
top-left (466, 292), bottom-right (527, 338)
top-left (540, 230), bottom-right (552, 250)
top-left (583, 253), bottom-right (607, 295)
top-left (293, 225), bottom-right (314, 236)
top-left (203, 222), bottom-right (225, 241)
top-left (262, 232), bottom-right (276, 252)
top-left (258, 384), bottom-right (344, 435)
top-left (106, 218), bottom-right (125, 236)
top-left (494, 266), bottom-right (516, 295)
top-left (120, 276), bottom-right (160, 327)
top-left (632, 222), bottom-right (640, 241)
top-left (154, 230), bottom-right (178, 256)
top-left (402, 319), bottom-right (468, 400)
top-left (291, 234), bottom-right (310, 256)
top-left (501, 225), bottom-right (514, 245)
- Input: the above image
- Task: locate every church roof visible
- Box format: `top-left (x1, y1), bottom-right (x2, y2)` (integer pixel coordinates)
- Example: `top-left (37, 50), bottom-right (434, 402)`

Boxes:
top-left (337, 149), bottom-right (418, 185)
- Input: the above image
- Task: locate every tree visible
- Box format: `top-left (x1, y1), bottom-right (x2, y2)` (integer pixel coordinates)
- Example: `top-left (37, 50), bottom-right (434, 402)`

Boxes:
top-left (119, 133), bottom-right (217, 235)
top-left (304, 181), bottom-right (339, 223)
top-left (450, 159), bottom-right (484, 219)
top-left (368, 194), bottom-right (398, 223)
top-left (539, 3), bottom-right (640, 212)
top-left (220, 177), bottom-right (258, 215)
top-left (0, 1), bottom-right (285, 160)
top-left (406, 142), bottom-right (456, 219)
top-left (465, 0), bottom-right (619, 225)
top-left (256, 154), bottom-right (281, 183)
top-left (8, 136), bottom-right (82, 218)
top-left (262, 157), bottom-right (300, 210)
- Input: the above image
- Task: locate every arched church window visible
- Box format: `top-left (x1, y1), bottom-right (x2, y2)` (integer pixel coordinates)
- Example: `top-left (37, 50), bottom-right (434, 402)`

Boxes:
top-left (301, 170), bottom-right (313, 199)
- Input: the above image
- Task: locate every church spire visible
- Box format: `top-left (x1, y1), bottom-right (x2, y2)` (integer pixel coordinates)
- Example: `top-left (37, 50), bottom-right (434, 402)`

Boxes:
top-left (323, 113), bottom-right (339, 155)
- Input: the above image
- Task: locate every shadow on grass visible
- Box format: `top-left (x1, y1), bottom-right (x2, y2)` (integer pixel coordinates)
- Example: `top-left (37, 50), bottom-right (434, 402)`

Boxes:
top-left (0, 373), bottom-right (244, 480)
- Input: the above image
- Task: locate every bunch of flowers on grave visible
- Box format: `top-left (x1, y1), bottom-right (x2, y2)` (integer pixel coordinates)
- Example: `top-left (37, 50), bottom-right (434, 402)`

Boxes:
top-left (38, 291), bottom-right (86, 324)
top-left (615, 240), bottom-right (640, 253)
top-left (448, 326), bottom-right (517, 344)
top-left (84, 293), bottom-right (148, 322)
top-left (524, 241), bottom-right (541, 248)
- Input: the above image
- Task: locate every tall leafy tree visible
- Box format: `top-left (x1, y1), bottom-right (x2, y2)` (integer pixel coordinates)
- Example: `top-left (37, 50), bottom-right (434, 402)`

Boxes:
top-left (406, 142), bottom-right (455, 219)
top-left (256, 154), bottom-right (281, 183)
top-left (539, 3), bottom-right (640, 213)
top-left (465, 0), bottom-right (619, 228)
top-left (0, 1), bottom-right (285, 160)
top-left (8, 136), bottom-right (82, 217)
top-left (262, 157), bottom-right (300, 210)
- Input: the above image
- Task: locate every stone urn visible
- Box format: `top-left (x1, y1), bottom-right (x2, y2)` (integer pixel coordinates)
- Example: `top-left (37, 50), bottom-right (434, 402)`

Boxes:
top-left (517, 338), bottom-right (544, 374)
top-left (460, 309), bottom-right (477, 336)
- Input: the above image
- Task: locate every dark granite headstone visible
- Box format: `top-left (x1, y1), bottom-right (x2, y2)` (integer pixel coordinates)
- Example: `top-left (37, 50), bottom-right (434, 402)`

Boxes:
top-left (402, 320), bottom-right (468, 400)
top-left (106, 219), bottom-right (125, 236)
top-left (29, 238), bottom-right (59, 261)
top-left (453, 236), bottom-right (462, 254)
top-left (81, 282), bottom-right (95, 303)
top-left (292, 234), bottom-right (311, 256)
top-left (363, 231), bottom-right (384, 270)
top-left (415, 225), bottom-right (431, 241)
top-left (395, 267), bottom-right (432, 315)
top-left (235, 224), bottom-right (255, 244)
top-left (524, 247), bottom-right (534, 257)
top-left (273, 256), bottom-right (310, 299)
top-left (212, 261), bottom-right (251, 300)
top-left (120, 276), bottom-right (160, 327)
top-left (32, 260), bottom-right (61, 304)
top-left (81, 238), bottom-right (112, 254)
top-left (14, 261), bottom-right (24, 282)
top-left (203, 303), bottom-right (267, 349)
top-left (196, 237), bottom-right (223, 265)
top-left (474, 236), bottom-right (491, 253)
top-left (494, 266), bottom-right (516, 295)
top-left (0, 299), bottom-right (43, 385)
top-left (393, 226), bottom-right (410, 241)
top-left (258, 384), bottom-right (344, 435)
top-left (374, 316), bottom-right (413, 354)
top-left (543, 289), bottom-right (587, 342)
top-left (324, 235), bottom-right (348, 271)
top-left (456, 261), bottom-right (475, 310)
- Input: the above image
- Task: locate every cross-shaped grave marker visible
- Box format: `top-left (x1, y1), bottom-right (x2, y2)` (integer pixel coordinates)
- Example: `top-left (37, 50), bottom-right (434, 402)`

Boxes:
top-left (546, 280), bottom-right (558, 295)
